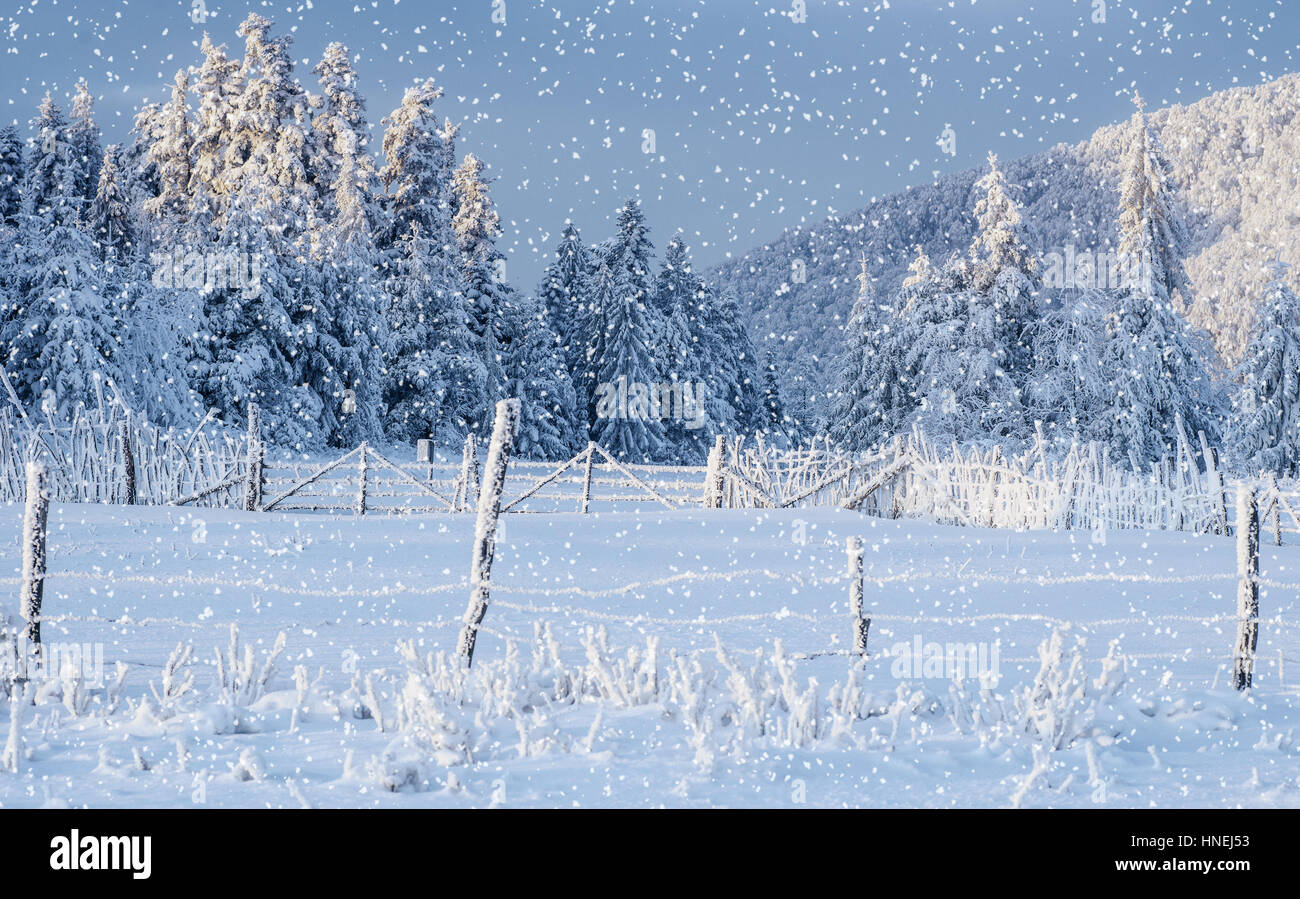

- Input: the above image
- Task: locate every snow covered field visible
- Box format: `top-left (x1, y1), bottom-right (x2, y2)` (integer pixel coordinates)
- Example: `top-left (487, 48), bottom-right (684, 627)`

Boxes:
top-left (2, 502), bottom-right (1298, 808)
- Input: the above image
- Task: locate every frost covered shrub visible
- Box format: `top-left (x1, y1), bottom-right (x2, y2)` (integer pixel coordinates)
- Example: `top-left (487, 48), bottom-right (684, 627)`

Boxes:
top-left (1015, 627), bottom-right (1127, 750)
top-left (150, 642), bottom-right (195, 717)
top-left (214, 624), bottom-right (287, 708)
top-left (361, 627), bottom-right (1043, 791)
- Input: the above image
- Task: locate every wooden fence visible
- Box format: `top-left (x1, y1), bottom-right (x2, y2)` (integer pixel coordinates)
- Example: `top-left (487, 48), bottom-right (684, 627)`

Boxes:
top-left (5, 402), bottom-right (1300, 544)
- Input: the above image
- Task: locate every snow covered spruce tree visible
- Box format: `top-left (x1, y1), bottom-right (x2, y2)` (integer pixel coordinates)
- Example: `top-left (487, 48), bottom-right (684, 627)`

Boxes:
top-left (577, 201), bottom-right (659, 444)
top-left (884, 156), bottom-right (1038, 446)
top-left (0, 126), bottom-right (24, 342)
top-left (0, 125), bottom-right (23, 227)
top-left (88, 148), bottom-right (151, 411)
top-left (839, 245), bottom-right (931, 447)
top-left (144, 69), bottom-right (194, 242)
top-left (652, 234), bottom-right (711, 459)
top-left (828, 253), bottom-right (897, 452)
top-left (758, 351), bottom-right (790, 443)
top-left (1097, 95), bottom-right (1219, 465)
top-left (184, 15), bottom-right (316, 444)
top-left (65, 82), bottom-right (104, 207)
top-left (384, 221), bottom-right (487, 443)
top-left (452, 153), bottom-right (510, 415)
top-left (538, 222), bottom-right (591, 407)
top-left (1230, 260), bottom-right (1300, 474)
top-left (3, 92), bottom-right (123, 413)
top-left (304, 41), bottom-right (386, 446)
top-left (586, 261), bottom-right (666, 461)
top-left (118, 102), bottom-right (164, 230)
top-left (967, 152), bottom-right (1040, 383)
top-left (21, 95), bottom-right (77, 228)
top-left (380, 78), bottom-right (486, 443)
top-left (7, 193), bottom-right (123, 415)
top-left (188, 35), bottom-right (243, 240)
top-left (1027, 287), bottom-right (1112, 446)
top-left (500, 293), bottom-right (582, 460)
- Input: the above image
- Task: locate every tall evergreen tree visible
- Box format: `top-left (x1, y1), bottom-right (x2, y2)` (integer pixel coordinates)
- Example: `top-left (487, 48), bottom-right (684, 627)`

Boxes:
top-left (307, 41), bottom-right (386, 445)
top-left (380, 79), bottom-right (486, 442)
top-left (452, 152), bottom-right (509, 406)
top-left (606, 200), bottom-right (655, 307)
top-left (652, 234), bottom-right (710, 458)
top-left (23, 95), bottom-right (76, 227)
top-left (968, 152), bottom-right (1039, 380)
top-left (384, 221), bottom-right (487, 443)
top-left (501, 294), bottom-right (582, 459)
top-left (1098, 95), bottom-right (1218, 464)
top-left (119, 102), bottom-right (163, 229)
top-left (5, 215), bottom-right (122, 413)
top-left (189, 14), bottom-right (321, 444)
top-left (66, 82), bottom-right (103, 206)
top-left (188, 34), bottom-right (243, 238)
top-left (86, 147), bottom-right (136, 260)
top-left (758, 351), bottom-right (789, 442)
top-left (589, 262), bottom-right (665, 461)
top-left (828, 254), bottom-right (887, 450)
top-left (538, 222), bottom-right (589, 381)
top-left (0, 126), bottom-right (22, 228)
top-left (145, 69), bottom-right (194, 241)
top-left (1230, 260), bottom-right (1300, 474)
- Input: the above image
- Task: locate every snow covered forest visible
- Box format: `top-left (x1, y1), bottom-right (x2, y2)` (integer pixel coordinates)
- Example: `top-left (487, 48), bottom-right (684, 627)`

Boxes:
top-left (723, 75), bottom-right (1300, 474)
top-left (1, 2), bottom-right (1299, 818)
top-left (0, 14), bottom-right (769, 464)
top-left (3, 11), bottom-right (1299, 475)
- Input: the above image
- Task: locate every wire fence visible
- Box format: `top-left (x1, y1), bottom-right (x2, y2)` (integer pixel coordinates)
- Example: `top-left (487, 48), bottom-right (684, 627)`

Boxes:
top-left (11, 544), bottom-right (1296, 689)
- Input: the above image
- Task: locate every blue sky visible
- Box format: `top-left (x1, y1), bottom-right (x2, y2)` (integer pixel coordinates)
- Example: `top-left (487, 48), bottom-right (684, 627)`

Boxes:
top-left (2, 0), bottom-right (1297, 285)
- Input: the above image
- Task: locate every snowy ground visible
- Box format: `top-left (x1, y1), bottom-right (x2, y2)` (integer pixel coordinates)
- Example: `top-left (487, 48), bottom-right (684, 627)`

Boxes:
top-left (1, 502), bottom-right (1298, 808)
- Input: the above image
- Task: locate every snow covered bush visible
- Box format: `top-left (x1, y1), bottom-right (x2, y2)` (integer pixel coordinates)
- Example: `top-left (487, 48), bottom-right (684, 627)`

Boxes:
top-left (1015, 627), bottom-right (1128, 751)
top-left (214, 625), bottom-right (287, 709)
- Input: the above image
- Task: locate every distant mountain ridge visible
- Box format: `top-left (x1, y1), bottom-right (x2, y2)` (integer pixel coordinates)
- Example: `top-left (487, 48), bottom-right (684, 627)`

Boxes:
top-left (710, 73), bottom-right (1300, 413)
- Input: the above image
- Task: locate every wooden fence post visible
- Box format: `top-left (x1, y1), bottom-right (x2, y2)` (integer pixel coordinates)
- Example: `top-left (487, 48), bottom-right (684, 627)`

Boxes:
top-left (119, 416), bottom-right (136, 505)
top-left (244, 403), bottom-right (263, 512)
top-left (19, 460), bottom-right (50, 648)
top-left (1233, 485), bottom-right (1260, 691)
top-left (704, 435), bottom-right (726, 508)
top-left (457, 434), bottom-right (479, 512)
top-left (1198, 432), bottom-right (1223, 535)
top-left (457, 399), bottom-right (520, 667)
top-left (1268, 472), bottom-right (1281, 546)
top-left (580, 441), bottom-right (595, 513)
top-left (356, 442), bottom-right (369, 515)
top-left (847, 537), bottom-right (868, 655)
top-left (1211, 448), bottom-right (1228, 535)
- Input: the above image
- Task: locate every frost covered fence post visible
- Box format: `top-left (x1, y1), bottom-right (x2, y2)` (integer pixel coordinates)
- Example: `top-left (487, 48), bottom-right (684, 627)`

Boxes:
top-left (19, 461), bottom-right (50, 648)
top-left (847, 537), bottom-right (868, 655)
top-left (1211, 449), bottom-right (1228, 535)
top-left (1233, 485), bottom-right (1260, 691)
top-left (119, 416), bottom-right (136, 505)
top-left (704, 435), bottom-right (726, 508)
top-left (455, 434), bottom-right (477, 512)
top-left (244, 403), bottom-right (264, 512)
top-left (580, 441), bottom-right (595, 513)
top-left (356, 442), bottom-right (369, 515)
top-left (1200, 432), bottom-right (1226, 535)
top-left (456, 398), bottom-right (520, 668)
top-left (1268, 473), bottom-right (1281, 546)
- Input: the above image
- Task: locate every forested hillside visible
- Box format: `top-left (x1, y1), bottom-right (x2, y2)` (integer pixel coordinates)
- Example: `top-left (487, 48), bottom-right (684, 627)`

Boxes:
top-left (714, 74), bottom-right (1300, 426)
